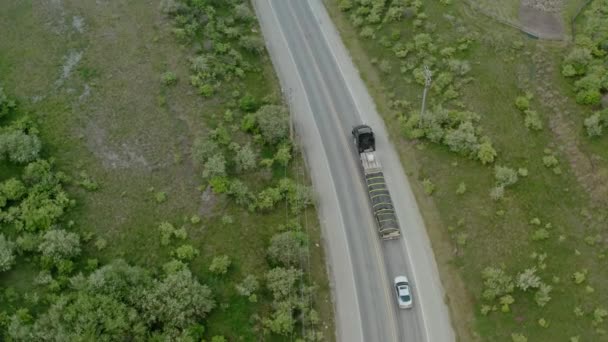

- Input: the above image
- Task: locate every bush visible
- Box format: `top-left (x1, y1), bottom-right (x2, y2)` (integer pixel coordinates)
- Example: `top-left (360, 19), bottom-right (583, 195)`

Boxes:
top-left (268, 231), bottom-right (307, 267)
top-left (256, 105), bottom-right (289, 144)
top-left (0, 130), bottom-right (42, 164)
top-left (240, 35), bottom-right (265, 54)
top-left (514, 96), bottom-right (530, 111)
top-left (234, 3), bottom-right (254, 21)
top-left (0, 234), bottom-right (16, 272)
top-left (511, 333), bottom-right (528, 342)
top-left (173, 244), bottom-right (199, 262)
top-left (494, 166), bottom-right (518, 187)
top-left (161, 71), bottom-right (177, 86)
top-left (274, 143), bottom-right (292, 167)
top-left (239, 94), bottom-right (259, 112)
top-left (235, 143), bottom-right (257, 172)
top-left (159, 222), bottom-right (176, 246)
top-left (191, 137), bottom-right (220, 165)
top-left (38, 229), bottom-right (81, 262)
top-left (227, 180), bottom-right (253, 206)
top-left (338, 0), bottom-right (352, 11)
top-left (490, 186), bottom-right (504, 201)
top-left (534, 283), bottom-right (552, 307)
top-left (524, 110), bottom-right (543, 131)
top-left (516, 267), bottom-right (541, 291)
top-left (202, 154), bottom-right (227, 179)
top-left (481, 266), bottom-right (513, 301)
top-left (477, 140), bottom-right (497, 164)
top-left (155, 191), bottom-right (167, 203)
top-left (542, 155), bottom-right (558, 168)
top-left (456, 182), bottom-right (466, 195)
top-left (1, 178), bottom-right (26, 201)
top-left (0, 86), bottom-right (17, 118)
top-left (209, 255), bottom-right (231, 275)
top-left (235, 275), bottom-right (259, 296)
top-left (584, 112), bottom-right (604, 137)
top-left (422, 178), bottom-right (435, 195)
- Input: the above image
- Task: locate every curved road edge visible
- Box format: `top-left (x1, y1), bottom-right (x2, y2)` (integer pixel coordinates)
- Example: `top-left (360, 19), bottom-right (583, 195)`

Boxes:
top-left (252, 1), bottom-right (365, 341)
top-left (307, 1), bottom-right (456, 341)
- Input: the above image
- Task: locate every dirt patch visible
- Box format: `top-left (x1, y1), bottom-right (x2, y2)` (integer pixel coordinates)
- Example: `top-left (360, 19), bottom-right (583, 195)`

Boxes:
top-left (519, 2), bottom-right (564, 39)
top-left (85, 120), bottom-right (152, 171)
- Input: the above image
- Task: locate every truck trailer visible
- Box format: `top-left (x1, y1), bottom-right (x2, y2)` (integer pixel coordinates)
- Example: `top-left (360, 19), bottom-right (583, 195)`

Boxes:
top-left (351, 125), bottom-right (401, 240)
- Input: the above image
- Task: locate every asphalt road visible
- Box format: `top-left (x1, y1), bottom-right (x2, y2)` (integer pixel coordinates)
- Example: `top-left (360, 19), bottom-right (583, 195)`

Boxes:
top-left (253, 1), bottom-right (455, 341)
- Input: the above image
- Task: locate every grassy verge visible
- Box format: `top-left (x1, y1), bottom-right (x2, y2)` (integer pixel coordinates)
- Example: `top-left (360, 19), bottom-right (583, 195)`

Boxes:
top-left (0, 0), bottom-right (333, 340)
top-left (325, 0), bottom-right (608, 341)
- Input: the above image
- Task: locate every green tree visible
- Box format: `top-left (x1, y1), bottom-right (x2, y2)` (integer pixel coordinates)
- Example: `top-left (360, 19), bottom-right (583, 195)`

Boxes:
top-left (86, 259), bottom-right (151, 305)
top-left (38, 229), bottom-right (81, 262)
top-left (209, 255), bottom-right (231, 275)
top-left (0, 130), bottom-right (42, 164)
top-left (1, 178), bottom-right (26, 201)
top-left (494, 166), bottom-right (518, 187)
top-left (9, 292), bottom-right (147, 341)
top-left (235, 275), bottom-right (259, 297)
top-left (266, 267), bottom-right (303, 301)
top-left (235, 143), bottom-right (257, 171)
top-left (268, 231), bottom-right (307, 267)
top-left (202, 154), bottom-right (226, 179)
top-left (191, 137), bottom-right (220, 166)
top-left (256, 105), bottom-right (289, 144)
top-left (139, 269), bottom-right (215, 333)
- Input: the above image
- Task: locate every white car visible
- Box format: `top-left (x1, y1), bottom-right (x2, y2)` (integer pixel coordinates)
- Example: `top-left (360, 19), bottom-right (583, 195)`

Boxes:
top-left (394, 276), bottom-right (413, 309)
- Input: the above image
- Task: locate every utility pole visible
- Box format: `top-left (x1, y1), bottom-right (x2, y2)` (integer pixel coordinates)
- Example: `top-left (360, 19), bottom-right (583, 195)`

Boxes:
top-left (420, 65), bottom-right (432, 125)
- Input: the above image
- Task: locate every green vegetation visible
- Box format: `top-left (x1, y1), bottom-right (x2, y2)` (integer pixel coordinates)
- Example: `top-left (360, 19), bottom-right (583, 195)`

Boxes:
top-left (0, 0), bottom-right (333, 340)
top-left (326, 0), bottom-right (608, 340)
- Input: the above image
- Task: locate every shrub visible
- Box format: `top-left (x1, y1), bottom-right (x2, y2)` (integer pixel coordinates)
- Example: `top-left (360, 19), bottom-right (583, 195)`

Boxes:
top-left (0, 234), bottom-right (16, 272)
top-left (209, 255), bottom-right (231, 275)
top-left (494, 166), bottom-right (518, 187)
top-left (235, 143), bottom-right (257, 172)
top-left (234, 3), bottom-right (254, 21)
top-left (516, 267), bottom-right (541, 291)
top-left (532, 228), bottom-right (550, 241)
top-left (235, 275), bottom-right (259, 296)
top-left (161, 71), bottom-right (177, 86)
top-left (256, 105), bottom-right (289, 144)
top-left (268, 231), bottom-right (307, 267)
top-left (227, 180), bottom-right (252, 206)
top-left (518, 168), bottom-right (528, 177)
top-left (338, 0), bottom-right (353, 11)
top-left (584, 112), bottom-right (604, 137)
top-left (456, 182), bottom-right (466, 195)
top-left (38, 229), bottom-right (81, 262)
top-left (490, 186), bottom-right (504, 201)
top-left (173, 244), bottom-right (199, 262)
top-left (572, 269), bottom-right (587, 284)
top-left (159, 222), bottom-right (176, 246)
top-left (515, 96), bottom-right (530, 111)
top-left (360, 26), bottom-right (374, 38)
top-left (422, 178), bottom-right (435, 195)
top-left (239, 94), bottom-right (259, 112)
top-left (0, 86), bottom-right (17, 118)
top-left (241, 113), bottom-right (256, 132)
top-left (0, 130), bottom-right (42, 164)
top-left (202, 154), bottom-right (226, 179)
top-left (94, 238), bottom-right (107, 251)
top-left (481, 266), bottom-right (514, 301)
top-left (524, 110), bottom-right (543, 131)
top-left (535, 284), bottom-right (552, 307)
top-left (209, 176), bottom-right (229, 193)
top-left (542, 155), bottom-right (558, 168)
top-left (274, 143), bottom-right (292, 167)
top-left (240, 35), bottom-right (265, 53)
top-left (511, 333), bottom-right (528, 342)
top-left (155, 191), bottom-right (167, 204)
top-left (477, 140), bottom-right (497, 164)
top-left (191, 137), bottom-right (220, 165)
top-left (1, 178), bottom-right (26, 201)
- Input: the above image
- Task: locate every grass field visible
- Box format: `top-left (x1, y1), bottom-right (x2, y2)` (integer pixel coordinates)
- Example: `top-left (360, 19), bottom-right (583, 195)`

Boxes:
top-left (0, 0), bottom-right (334, 340)
top-left (324, 0), bottom-right (608, 340)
